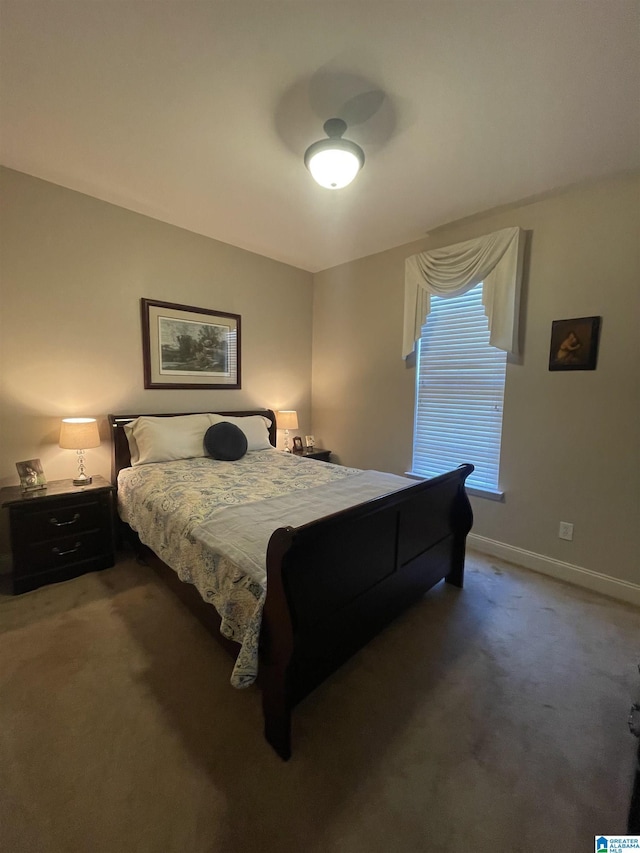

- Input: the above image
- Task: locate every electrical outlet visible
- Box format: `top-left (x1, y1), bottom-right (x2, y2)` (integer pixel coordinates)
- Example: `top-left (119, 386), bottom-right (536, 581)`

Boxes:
top-left (558, 521), bottom-right (574, 541)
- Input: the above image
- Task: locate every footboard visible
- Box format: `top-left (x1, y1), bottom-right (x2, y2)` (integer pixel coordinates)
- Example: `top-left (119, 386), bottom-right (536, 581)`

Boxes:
top-left (260, 464), bottom-right (474, 759)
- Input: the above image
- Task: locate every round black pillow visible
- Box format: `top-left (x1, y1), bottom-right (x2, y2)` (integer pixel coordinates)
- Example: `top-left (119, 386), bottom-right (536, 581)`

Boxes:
top-left (204, 422), bottom-right (248, 461)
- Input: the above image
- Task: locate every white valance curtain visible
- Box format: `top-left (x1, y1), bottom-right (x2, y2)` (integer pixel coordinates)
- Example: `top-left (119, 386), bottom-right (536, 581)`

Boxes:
top-left (403, 226), bottom-right (524, 358)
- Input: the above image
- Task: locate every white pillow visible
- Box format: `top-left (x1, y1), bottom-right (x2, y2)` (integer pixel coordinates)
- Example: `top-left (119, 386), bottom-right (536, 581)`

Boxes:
top-left (123, 422), bottom-right (141, 466)
top-left (127, 414), bottom-right (212, 466)
top-left (209, 414), bottom-right (273, 451)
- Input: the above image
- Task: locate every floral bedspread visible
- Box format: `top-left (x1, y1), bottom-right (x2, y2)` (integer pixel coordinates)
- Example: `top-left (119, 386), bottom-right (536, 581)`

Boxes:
top-left (117, 450), bottom-right (360, 687)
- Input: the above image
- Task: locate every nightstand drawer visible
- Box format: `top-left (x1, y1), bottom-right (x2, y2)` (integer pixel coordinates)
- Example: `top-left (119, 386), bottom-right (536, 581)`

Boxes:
top-left (12, 496), bottom-right (104, 543)
top-left (14, 528), bottom-right (110, 577)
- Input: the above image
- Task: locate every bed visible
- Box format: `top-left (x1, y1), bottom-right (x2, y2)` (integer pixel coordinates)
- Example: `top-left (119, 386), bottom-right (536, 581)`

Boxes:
top-left (109, 409), bottom-right (474, 760)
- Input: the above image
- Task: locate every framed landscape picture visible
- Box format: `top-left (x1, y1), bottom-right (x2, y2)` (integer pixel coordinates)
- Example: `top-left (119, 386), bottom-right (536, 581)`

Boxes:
top-left (548, 316), bottom-right (601, 372)
top-left (141, 299), bottom-right (241, 389)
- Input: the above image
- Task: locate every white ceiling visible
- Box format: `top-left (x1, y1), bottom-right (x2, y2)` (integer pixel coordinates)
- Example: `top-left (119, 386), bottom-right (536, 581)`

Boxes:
top-left (1, 1), bottom-right (638, 272)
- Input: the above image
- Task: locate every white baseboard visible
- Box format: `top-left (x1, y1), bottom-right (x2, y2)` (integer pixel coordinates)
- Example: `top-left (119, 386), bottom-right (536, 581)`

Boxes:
top-left (468, 533), bottom-right (640, 608)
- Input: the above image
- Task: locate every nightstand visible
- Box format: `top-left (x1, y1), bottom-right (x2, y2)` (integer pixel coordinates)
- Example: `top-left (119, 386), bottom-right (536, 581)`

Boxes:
top-left (0, 475), bottom-right (116, 594)
top-left (293, 448), bottom-right (332, 462)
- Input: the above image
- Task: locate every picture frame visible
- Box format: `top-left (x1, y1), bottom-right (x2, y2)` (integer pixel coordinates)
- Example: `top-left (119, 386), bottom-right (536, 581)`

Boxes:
top-left (548, 316), bottom-right (601, 371)
top-left (16, 458), bottom-right (47, 492)
top-left (292, 436), bottom-right (304, 452)
top-left (305, 435), bottom-right (315, 449)
top-left (141, 298), bottom-right (241, 389)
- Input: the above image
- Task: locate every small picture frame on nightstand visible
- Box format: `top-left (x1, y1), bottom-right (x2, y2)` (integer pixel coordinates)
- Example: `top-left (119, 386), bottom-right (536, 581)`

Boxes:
top-left (305, 435), bottom-right (315, 449)
top-left (15, 459), bottom-right (47, 492)
top-left (292, 436), bottom-right (303, 452)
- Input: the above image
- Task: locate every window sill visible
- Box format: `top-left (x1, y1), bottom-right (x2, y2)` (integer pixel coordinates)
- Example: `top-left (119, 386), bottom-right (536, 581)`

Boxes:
top-left (466, 485), bottom-right (504, 502)
top-left (404, 471), bottom-right (504, 502)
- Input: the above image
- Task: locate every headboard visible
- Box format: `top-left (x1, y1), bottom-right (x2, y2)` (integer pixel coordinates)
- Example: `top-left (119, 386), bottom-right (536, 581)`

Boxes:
top-left (107, 409), bottom-right (278, 484)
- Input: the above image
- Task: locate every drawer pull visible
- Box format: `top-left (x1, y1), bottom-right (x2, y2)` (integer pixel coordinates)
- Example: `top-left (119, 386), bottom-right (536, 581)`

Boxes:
top-left (52, 542), bottom-right (82, 557)
top-left (49, 513), bottom-right (81, 527)
top-left (629, 704), bottom-right (640, 738)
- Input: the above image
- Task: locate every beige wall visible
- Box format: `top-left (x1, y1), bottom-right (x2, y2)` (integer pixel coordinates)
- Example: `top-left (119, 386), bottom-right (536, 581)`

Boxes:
top-left (2, 167), bottom-right (638, 586)
top-left (0, 167), bottom-right (313, 497)
top-left (312, 173), bottom-right (640, 585)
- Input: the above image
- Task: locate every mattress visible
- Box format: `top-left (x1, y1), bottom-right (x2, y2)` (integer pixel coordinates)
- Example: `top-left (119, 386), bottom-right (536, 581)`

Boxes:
top-left (118, 450), bottom-right (413, 686)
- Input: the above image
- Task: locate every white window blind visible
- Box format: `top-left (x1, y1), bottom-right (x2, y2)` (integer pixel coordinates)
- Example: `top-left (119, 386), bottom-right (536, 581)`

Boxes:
top-left (412, 282), bottom-right (507, 495)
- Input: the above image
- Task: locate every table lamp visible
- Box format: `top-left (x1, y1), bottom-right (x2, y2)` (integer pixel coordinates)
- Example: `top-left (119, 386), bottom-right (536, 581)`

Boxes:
top-left (277, 410), bottom-right (298, 453)
top-left (59, 417), bottom-right (100, 485)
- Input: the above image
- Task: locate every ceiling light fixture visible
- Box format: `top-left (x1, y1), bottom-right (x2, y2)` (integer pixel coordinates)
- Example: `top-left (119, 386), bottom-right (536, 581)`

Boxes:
top-left (304, 118), bottom-right (365, 190)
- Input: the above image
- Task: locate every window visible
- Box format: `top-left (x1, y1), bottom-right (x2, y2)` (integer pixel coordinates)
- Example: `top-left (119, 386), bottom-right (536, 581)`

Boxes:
top-left (411, 282), bottom-right (506, 497)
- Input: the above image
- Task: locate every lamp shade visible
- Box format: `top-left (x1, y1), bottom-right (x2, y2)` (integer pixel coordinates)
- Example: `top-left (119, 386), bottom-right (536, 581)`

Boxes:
top-left (59, 418), bottom-right (100, 449)
top-left (277, 410), bottom-right (299, 431)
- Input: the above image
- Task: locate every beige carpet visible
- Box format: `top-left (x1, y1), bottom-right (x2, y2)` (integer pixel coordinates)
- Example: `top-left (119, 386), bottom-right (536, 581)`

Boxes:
top-left (0, 550), bottom-right (637, 853)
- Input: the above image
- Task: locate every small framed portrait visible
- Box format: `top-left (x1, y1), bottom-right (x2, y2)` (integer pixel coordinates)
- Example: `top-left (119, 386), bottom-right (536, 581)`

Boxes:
top-left (549, 316), bottom-right (601, 371)
top-left (305, 435), bottom-right (315, 449)
top-left (549, 317), bottom-right (602, 370)
top-left (16, 458), bottom-right (47, 492)
top-left (292, 436), bottom-right (303, 452)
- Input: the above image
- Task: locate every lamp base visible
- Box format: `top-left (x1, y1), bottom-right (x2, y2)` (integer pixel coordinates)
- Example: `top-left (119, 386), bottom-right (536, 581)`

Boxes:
top-left (73, 475), bottom-right (92, 486)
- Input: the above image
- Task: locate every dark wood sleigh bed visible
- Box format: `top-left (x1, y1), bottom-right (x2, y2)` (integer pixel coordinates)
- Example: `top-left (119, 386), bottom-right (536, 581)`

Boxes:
top-left (109, 409), bottom-right (474, 760)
